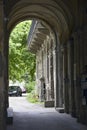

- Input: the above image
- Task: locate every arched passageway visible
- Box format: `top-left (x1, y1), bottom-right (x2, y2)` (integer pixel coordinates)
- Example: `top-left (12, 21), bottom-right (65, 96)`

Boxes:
top-left (0, 0), bottom-right (87, 129)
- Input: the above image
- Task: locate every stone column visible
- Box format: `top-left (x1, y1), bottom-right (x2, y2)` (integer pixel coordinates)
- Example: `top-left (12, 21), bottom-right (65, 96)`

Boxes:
top-left (49, 47), bottom-right (54, 100)
top-left (49, 49), bottom-right (52, 100)
top-left (46, 49), bottom-right (50, 101)
top-left (48, 38), bottom-right (54, 101)
top-left (73, 31), bottom-right (82, 122)
top-left (53, 33), bottom-right (64, 108)
top-left (67, 38), bottom-right (76, 117)
top-left (0, 1), bottom-right (7, 130)
top-left (63, 44), bottom-right (69, 113)
top-left (73, 1), bottom-right (87, 124)
top-left (53, 33), bottom-right (63, 108)
top-left (82, 5), bottom-right (87, 125)
top-left (60, 47), bottom-right (64, 107)
top-left (43, 39), bottom-right (48, 101)
top-left (58, 45), bottom-right (64, 107)
top-left (3, 1), bottom-right (10, 127)
top-left (3, 15), bottom-right (9, 109)
top-left (53, 38), bottom-right (59, 108)
top-left (73, 25), bottom-right (87, 125)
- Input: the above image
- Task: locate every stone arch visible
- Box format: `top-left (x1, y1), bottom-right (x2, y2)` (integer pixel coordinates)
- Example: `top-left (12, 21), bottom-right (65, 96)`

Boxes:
top-left (6, 0), bottom-right (74, 109)
top-left (7, 0), bottom-right (74, 43)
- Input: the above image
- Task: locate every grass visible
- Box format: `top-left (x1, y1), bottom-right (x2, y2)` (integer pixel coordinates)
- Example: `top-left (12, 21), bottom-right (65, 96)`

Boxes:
top-left (27, 92), bottom-right (44, 105)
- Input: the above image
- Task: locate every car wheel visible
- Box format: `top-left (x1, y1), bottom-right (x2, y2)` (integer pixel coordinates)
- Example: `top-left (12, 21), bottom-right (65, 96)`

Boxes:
top-left (20, 93), bottom-right (22, 96)
top-left (16, 93), bottom-right (19, 96)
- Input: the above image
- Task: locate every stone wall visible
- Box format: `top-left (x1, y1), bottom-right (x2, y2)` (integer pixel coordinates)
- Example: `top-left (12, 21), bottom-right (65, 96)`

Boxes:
top-left (36, 33), bottom-right (55, 106)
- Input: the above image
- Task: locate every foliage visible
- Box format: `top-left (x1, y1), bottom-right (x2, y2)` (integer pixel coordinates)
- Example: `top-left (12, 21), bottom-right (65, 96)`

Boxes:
top-left (9, 20), bottom-right (36, 82)
top-left (25, 81), bottom-right (36, 93)
top-left (27, 90), bottom-right (39, 103)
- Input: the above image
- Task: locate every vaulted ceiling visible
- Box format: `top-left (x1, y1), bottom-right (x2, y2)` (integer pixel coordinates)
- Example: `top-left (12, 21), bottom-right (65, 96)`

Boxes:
top-left (5, 0), bottom-right (75, 44)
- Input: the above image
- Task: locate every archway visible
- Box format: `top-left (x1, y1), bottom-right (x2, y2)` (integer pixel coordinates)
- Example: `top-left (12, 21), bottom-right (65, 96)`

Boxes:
top-left (2, 1), bottom-right (77, 129)
top-left (5, 0), bottom-right (73, 109)
top-left (0, 0), bottom-right (86, 129)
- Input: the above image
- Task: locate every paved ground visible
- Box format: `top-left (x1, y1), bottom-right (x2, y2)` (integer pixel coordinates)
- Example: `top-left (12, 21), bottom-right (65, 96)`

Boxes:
top-left (7, 94), bottom-right (87, 130)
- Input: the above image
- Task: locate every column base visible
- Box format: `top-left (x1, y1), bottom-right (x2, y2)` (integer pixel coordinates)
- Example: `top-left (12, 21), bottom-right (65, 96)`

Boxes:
top-left (77, 106), bottom-right (87, 126)
top-left (44, 101), bottom-right (54, 107)
top-left (56, 107), bottom-right (64, 113)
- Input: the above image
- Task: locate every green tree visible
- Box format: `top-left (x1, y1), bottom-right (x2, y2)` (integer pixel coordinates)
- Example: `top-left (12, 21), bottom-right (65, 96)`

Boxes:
top-left (9, 20), bottom-right (36, 82)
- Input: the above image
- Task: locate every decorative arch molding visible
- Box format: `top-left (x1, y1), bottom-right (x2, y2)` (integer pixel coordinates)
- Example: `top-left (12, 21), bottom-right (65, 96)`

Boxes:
top-left (7, 0), bottom-right (74, 43)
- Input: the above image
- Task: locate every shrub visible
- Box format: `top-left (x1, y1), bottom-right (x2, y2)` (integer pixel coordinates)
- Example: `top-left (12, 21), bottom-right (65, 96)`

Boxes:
top-left (25, 81), bottom-right (35, 93)
top-left (27, 90), bottom-right (39, 103)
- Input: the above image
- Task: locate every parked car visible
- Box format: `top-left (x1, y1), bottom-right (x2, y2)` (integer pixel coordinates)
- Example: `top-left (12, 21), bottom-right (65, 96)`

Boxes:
top-left (8, 86), bottom-right (22, 96)
top-left (20, 86), bottom-right (26, 93)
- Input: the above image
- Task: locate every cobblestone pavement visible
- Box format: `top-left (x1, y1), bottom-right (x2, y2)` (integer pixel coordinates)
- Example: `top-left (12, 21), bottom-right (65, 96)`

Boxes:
top-left (7, 95), bottom-right (87, 130)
